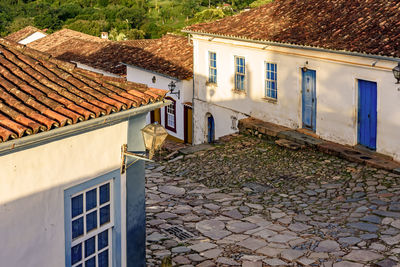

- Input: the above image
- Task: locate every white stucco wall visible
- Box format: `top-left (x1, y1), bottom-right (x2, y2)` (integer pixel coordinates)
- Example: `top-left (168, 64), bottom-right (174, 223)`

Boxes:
top-left (18, 32), bottom-right (47, 45)
top-left (126, 65), bottom-right (193, 141)
top-left (75, 62), bottom-right (121, 78)
top-left (193, 98), bottom-right (247, 144)
top-left (0, 122), bottom-right (128, 267)
top-left (192, 35), bottom-right (400, 161)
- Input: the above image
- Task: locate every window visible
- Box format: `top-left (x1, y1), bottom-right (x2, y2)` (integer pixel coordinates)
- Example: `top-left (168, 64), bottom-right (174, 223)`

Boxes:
top-left (265, 62), bottom-right (277, 99)
top-left (208, 52), bottom-right (217, 83)
top-left (65, 171), bottom-right (120, 267)
top-left (164, 97), bottom-right (176, 132)
top-left (234, 56), bottom-right (245, 91)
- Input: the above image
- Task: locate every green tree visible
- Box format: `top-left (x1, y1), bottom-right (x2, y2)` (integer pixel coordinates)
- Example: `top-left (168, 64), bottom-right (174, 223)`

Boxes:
top-left (190, 8), bottom-right (226, 23)
top-left (249, 0), bottom-right (273, 8)
top-left (65, 19), bottom-right (109, 36)
top-left (33, 9), bottom-right (62, 30)
top-left (6, 17), bottom-right (34, 33)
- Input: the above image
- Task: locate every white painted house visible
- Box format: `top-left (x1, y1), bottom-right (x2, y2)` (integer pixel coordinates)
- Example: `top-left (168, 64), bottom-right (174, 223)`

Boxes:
top-left (28, 30), bottom-right (194, 143)
top-left (184, 0), bottom-right (400, 162)
top-left (0, 39), bottom-right (167, 267)
top-left (121, 34), bottom-right (194, 143)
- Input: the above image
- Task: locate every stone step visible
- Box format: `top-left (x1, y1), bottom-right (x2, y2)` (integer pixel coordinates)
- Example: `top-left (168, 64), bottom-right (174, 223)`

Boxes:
top-left (275, 139), bottom-right (305, 150)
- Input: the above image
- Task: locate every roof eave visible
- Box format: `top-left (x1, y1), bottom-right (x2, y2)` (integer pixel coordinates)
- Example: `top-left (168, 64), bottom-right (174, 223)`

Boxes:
top-left (183, 30), bottom-right (400, 62)
top-left (121, 62), bottom-right (190, 81)
top-left (0, 100), bottom-right (170, 156)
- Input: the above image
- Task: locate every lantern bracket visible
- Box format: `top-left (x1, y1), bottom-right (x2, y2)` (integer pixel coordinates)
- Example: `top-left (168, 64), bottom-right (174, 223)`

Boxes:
top-left (121, 144), bottom-right (153, 174)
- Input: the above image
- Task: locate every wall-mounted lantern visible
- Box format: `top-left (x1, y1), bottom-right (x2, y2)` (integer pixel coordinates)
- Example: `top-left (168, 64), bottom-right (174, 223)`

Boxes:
top-left (168, 81), bottom-right (180, 99)
top-left (152, 76), bottom-right (156, 83)
top-left (392, 62), bottom-right (400, 84)
top-left (121, 122), bottom-right (168, 174)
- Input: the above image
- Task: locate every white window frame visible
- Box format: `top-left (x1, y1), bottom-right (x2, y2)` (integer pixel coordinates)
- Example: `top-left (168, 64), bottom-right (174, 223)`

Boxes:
top-left (265, 62), bottom-right (278, 100)
top-left (208, 51), bottom-right (217, 84)
top-left (70, 181), bottom-right (114, 267)
top-left (65, 170), bottom-right (121, 267)
top-left (164, 97), bottom-right (176, 132)
top-left (234, 56), bottom-right (246, 91)
top-left (166, 105), bottom-right (175, 128)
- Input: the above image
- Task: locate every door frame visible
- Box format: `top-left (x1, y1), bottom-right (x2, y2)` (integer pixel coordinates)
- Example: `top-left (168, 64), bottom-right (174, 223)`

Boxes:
top-left (357, 79), bottom-right (377, 150)
top-left (184, 105), bottom-right (192, 144)
top-left (206, 114), bottom-right (215, 143)
top-left (301, 69), bottom-right (317, 132)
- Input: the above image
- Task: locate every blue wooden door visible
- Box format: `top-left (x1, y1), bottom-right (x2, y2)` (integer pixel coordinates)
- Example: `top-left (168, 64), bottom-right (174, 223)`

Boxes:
top-left (302, 69), bottom-right (316, 131)
top-left (358, 80), bottom-right (377, 150)
top-left (207, 115), bottom-right (214, 143)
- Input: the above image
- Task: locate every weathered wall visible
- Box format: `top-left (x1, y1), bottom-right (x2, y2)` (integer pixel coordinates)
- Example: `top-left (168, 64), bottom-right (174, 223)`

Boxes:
top-left (0, 122), bottom-right (128, 267)
top-left (126, 66), bottom-right (193, 141)
top-left (192, 35), bottom-right (400, 161)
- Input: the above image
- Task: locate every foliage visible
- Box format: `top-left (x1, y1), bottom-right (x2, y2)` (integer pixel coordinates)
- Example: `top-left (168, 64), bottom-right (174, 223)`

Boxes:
top-left (6, 17), bottom-right (34, 34)
top-left (65, 20), bottom-right (109, 36)
top-left (109, 28), bottom-right (126, 41)
top-left (249, 0), bottom-right (273, 8)
top-left (1, 0), bottom-right (257, 39)
top-left (190, 8), bottom-right (226, 23)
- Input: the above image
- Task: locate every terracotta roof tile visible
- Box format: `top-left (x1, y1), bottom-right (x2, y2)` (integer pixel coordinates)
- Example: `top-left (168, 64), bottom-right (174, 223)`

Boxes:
top-left (28, 30), bottom-right (193, 80)
top-left (121, 34), bottom-right (193, 80)
top-left (5, 26), bottom-right (46, 43)
top-left (0, 38), bottom-right (167, 143)
top-left (185, 0), bottom-right (400, 58)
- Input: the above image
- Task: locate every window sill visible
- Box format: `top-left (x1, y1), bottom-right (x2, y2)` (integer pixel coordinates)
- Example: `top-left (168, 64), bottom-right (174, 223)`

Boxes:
top-left (262, 97), bottom-right (278, 104)
top-left (232, 89), bottom-right (246, 95)
top-left (206, 81), bottom-right (218, 88)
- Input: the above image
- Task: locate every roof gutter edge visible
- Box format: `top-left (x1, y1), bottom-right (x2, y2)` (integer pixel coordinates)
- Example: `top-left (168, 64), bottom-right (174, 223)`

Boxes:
top-left (121, 62), bottom-right (181, 81)
top-left (0, 100), bottom-right (170, 155)
top-left (183, 30), bottom-right (400, 62)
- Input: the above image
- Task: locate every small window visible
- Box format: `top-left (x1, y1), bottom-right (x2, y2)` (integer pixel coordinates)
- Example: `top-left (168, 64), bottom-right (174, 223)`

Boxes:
top-left (208, 52), bottom-right (217, 83)
top-left (164, 97), bottom-right (176, 132)
top-left (265, 62), bottom-right (277, 99)
top-left (234, 56), bottom-right (245, 91)
top-left (68, 181), bottom-right (113, 267)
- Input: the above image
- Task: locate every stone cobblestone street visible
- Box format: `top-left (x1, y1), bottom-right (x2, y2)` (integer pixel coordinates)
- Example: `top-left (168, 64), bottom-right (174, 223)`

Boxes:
top-left (145, 134), bottom-right (400, 267)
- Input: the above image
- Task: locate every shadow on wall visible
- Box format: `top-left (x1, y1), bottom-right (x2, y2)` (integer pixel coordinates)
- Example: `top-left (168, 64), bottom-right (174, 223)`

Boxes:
top-left (0, 167), bottom-right (131, 267)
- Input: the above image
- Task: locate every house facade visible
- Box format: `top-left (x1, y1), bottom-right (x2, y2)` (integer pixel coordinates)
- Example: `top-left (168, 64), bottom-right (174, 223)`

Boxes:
top-left (184, 0), bottom-right (400, 162)
top-left (122, 34), bottom-right (194, 144)
top-left (125, 65), bottom-right (193, 143)
top-left (0, 39), bottom-right (167, 267)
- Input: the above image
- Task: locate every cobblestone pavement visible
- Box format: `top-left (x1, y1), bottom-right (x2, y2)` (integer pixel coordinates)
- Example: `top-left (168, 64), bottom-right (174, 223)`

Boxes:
top-left (145, 134), bottom-right (400, 267)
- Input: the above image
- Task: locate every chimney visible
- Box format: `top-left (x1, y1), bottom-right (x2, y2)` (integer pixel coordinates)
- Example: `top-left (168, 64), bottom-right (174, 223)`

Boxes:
top-left (101, 32), bottom-right (109, 40)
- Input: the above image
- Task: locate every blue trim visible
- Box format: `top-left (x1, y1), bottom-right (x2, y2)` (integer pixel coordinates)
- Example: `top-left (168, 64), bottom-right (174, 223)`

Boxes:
top-left (64, 169), bottom-right (121, 267)
top-left (358, 80), bottom-right (377, 150)
top-left (302, 69), bottom-right (317, 132)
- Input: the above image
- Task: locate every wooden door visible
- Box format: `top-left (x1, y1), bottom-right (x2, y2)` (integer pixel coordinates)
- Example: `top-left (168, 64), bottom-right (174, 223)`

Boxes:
top-left (150, 108), bottom-right (161, 124)
top-left (184, 106), bottom-right (193, 144)
top-left (302, 69), bottom-right (317, 131)
top-left (358, 80), bottom-right (377, 150)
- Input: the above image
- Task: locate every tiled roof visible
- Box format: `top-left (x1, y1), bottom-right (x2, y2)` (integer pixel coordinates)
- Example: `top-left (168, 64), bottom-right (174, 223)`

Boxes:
top-left (121, 34), bottom-right (193, 80)
top-left (29, 30), bottom-right (193, 80)
top-left (0, 38), bottom-right (167, 143)
top-left (185, 0), bottom-right (400, 58)
top-left (5, 26), bottom-right (46, 43)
